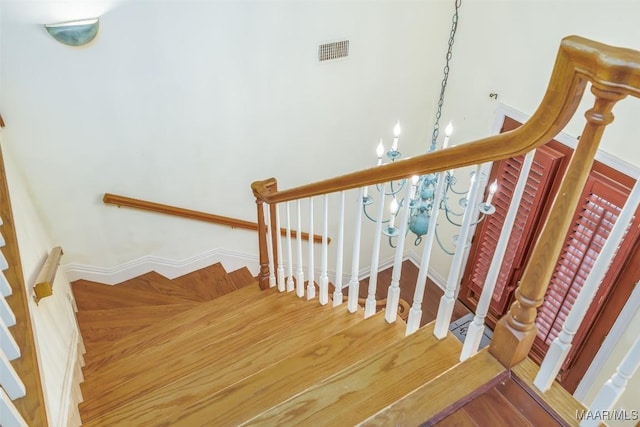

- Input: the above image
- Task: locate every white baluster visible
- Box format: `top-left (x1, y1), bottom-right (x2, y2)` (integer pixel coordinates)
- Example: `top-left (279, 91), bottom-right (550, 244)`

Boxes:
top-left (285, 202), bottom-right (295, 292)
top-left (580, 335), bottom-right (640, 427)
top-left (275, 203), bottom-right (285, 292)
top-left (265, 204), bottom-right (276, 288)
top-left (0, 271), bottom-right (12, 297)
top-left (0, 318), bottom-right (19, 361)
top-left (348, 189), bottom-right (365, 313)
top-left (406, 171), bottom-right (448, 335)
top-left (385, 183), bottom-right (413, 323)
top-left (319, 195), bottom-right (330, 305)
top-left (295, 200), bottom-right (305, 298)
top-left (0, 351), bottom-right (25, 400)
top-left (461, 152), bottom-right (534, 361)
top-left (434, 165), bottom-right (482, 339)
top-left (535, 176), bottom-right (640, 391)
top-left (366, 185), bottom-right (387, 318)
top-left (0, 387), bottom-right (28, 427)
top-left (0, 297), bottom-right (16, 328)
top-left (333, 191), bottom-right (346, 307)
top-left (307, 198), bottom-right (316, 300)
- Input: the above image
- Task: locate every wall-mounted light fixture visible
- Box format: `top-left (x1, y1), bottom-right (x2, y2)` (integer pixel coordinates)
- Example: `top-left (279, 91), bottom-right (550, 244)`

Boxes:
top-left (44, 18), bottom-right (99, 46)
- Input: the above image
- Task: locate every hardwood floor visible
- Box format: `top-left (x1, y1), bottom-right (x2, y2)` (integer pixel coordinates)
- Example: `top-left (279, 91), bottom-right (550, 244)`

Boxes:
top-left (358, 260), bottom-right (471, 327)
top-left (433, 377), bottom-right (565, 427)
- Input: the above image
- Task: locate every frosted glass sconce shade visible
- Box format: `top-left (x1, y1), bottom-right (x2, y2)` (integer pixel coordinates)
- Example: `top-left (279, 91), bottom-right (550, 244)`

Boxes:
top-left (45, 18), bottom-right (99, 46)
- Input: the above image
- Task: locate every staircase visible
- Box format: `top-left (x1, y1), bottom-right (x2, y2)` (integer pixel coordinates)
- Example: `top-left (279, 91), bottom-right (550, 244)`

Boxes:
top-left (72, 262), bottom-right (586, 426)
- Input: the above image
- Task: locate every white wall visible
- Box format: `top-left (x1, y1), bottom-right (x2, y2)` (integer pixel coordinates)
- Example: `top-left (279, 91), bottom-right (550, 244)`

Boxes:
top-left (2, 0), bottom-right (640, 420)
top-left (0, 0), bottom-right (452, 273)
top-left (2, 134), bottom-right (81, 427)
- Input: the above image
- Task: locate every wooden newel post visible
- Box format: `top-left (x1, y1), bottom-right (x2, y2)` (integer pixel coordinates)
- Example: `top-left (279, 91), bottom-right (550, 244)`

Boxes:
top-left (490, 86), bottom-right (627, 368)
top-left (252, 178), bottom-right (278, 290)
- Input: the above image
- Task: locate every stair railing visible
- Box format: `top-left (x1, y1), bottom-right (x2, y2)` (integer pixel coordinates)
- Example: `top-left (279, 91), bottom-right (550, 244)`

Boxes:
top-left (0, 144), bottom-right (48, 425)
top-left (252, 35), bottom-right (640, 371)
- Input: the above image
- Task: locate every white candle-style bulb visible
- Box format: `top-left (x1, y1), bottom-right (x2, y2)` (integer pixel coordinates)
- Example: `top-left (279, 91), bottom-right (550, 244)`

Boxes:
top-left (389, 199), bottom-right (399, 228)
top-left (445, 122), bottom-right (453, 136)
top-left (377, 140), bottom-right (384, 165)
top-left (392, 121), bottom-right (401, 151)
top-left (486, 179), bottom-right (498, 205)
top-left (442, 122), bottom-right (453, 149)
top-left (363, 186), bottom-right (369, 199)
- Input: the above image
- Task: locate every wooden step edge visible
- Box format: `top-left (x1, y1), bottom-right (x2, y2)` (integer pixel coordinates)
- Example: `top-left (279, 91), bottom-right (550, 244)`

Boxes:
top-left (511, 357), bottom-right (587, 427)
top-left (361, 348), bottom-right (508, 427)
top-left (245, 322), bottom-right (463, 426)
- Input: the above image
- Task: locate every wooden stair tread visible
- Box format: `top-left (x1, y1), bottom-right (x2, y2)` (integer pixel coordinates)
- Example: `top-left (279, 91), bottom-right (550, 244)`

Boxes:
top-left (76, 304), bottom-right (197, 352)
top-left (246, 322), bottom-right (462, 426)
top-left (82, 284), bottom-right (263, 371)
top-left (363, 349), bottom-right (507, 426)
top-left (72, 279), bottom-right (197, 310)
top-left (81, 288), bottom-right (294, 399)
top-left (171, 262), bottom-right (236, 301)
top-left (80, 298), bottom-right (364, 425)
top-left (114, 271), bottom-right (205, 302)
top-left (228, 266), bottom-right (256, 289)
top-left (144, 311), bottom-right (406, 426)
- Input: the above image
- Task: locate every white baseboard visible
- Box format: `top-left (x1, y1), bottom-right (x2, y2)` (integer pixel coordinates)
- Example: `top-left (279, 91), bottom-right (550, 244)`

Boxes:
top-left (63, 248), bottom-right (260, 285)
top-left (62, 248), bottom-right (444, 293)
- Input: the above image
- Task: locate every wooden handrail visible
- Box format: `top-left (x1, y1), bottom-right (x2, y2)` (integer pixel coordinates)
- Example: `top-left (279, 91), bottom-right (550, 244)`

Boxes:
top-left (33, 246), bottom-right (63, 304)
top-left (103, 193), bottom-right (327, 244)
top-left (252, 35), bottom-right (640, 368)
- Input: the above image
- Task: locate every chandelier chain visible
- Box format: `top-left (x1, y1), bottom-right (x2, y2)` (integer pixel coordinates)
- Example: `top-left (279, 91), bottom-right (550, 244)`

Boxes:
top-left (431, 0), bottom-right (462, 150)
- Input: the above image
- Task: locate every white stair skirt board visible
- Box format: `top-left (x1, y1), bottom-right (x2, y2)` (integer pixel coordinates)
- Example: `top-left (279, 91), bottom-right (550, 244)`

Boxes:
top-left (64, 248), bottom-right (445, 291)
top-left (449, 313), bottom-right (493, 349)
top-left (63, 248), bottom-right (260, 285)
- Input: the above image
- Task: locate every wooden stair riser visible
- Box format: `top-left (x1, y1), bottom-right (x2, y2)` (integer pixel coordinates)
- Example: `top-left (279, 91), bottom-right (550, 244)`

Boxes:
top-left (114, 271), bottom-right (205, 302)
top-left (82, 284), bottom-right (262, 372)
top-left (80, 290), bottom-right (312, 400)
top-left (228, 267), bottom-right (257, 289)
top-left (171, 262), bottom-right (237, 301)
top-left (245, 323), bottom-right (462, 426)
top-left (72, 280), bottom-right (198, 311)
top-left (138, 312), bottom-right (407, 426)
top-left (80, 303), bottom-right (363, 425)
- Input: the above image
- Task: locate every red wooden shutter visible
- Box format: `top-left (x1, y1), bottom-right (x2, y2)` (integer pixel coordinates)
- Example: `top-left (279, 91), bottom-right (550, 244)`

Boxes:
top-left (532, 169), bottom-right (639, 369)
top-left (461, 144), bottom-right (566, 317)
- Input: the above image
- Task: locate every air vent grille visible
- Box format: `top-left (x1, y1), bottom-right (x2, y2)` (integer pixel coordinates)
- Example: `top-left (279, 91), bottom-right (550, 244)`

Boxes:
top-left (318, 40), bottom-right (349, 62)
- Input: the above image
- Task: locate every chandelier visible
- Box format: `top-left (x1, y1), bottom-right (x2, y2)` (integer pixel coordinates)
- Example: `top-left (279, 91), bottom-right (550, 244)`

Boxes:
top-left (362, 0), bottom-right (499, 251)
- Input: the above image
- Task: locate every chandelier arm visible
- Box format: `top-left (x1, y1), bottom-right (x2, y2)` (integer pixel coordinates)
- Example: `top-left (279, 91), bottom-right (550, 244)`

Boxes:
top-left (447, 184), bottom-right (471, 196)
top-left (443, 207), bottom-right (464, 227)
top-left (389, 235), bottom-right (397, 249)
top-left (362, 203), bottom-right (379, 223)
top-left (434, 225), bottom-right (456, 256)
